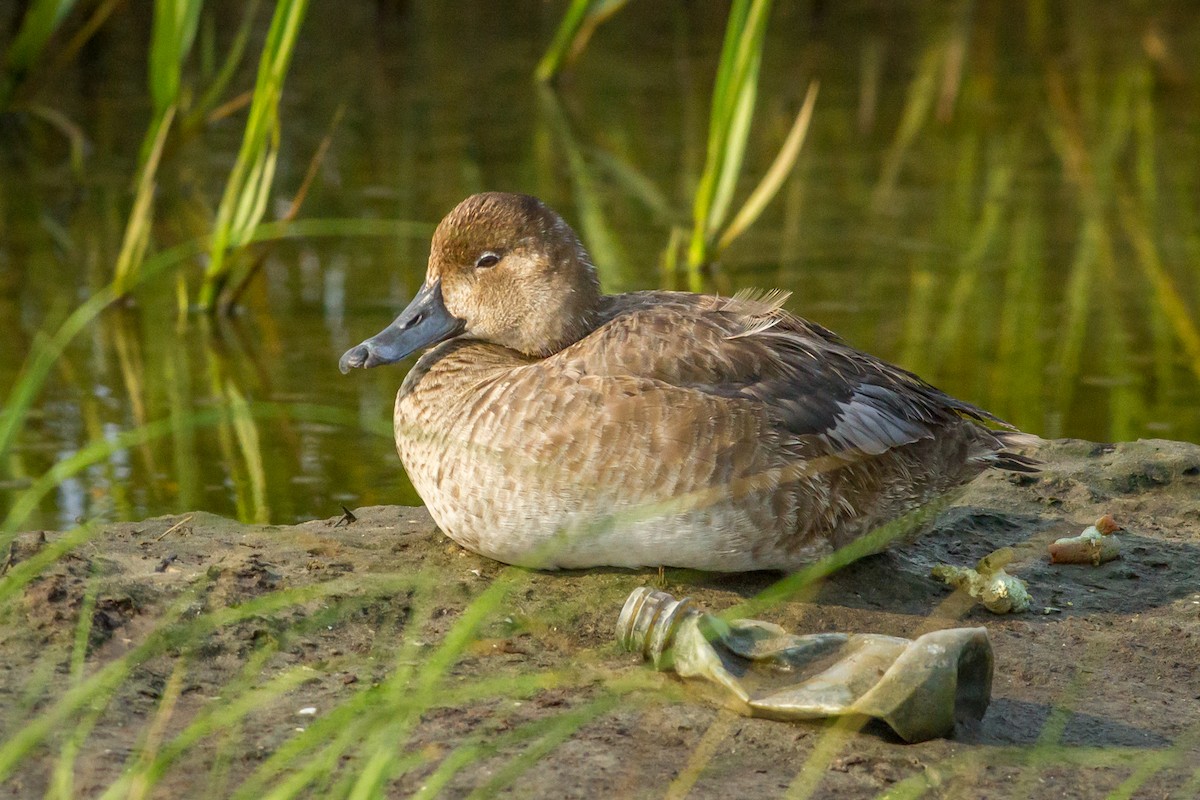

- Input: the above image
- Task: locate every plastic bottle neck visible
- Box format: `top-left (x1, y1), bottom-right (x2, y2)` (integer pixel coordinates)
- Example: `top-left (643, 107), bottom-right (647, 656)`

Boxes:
top-left (616, 587), bottom-right (700, 669)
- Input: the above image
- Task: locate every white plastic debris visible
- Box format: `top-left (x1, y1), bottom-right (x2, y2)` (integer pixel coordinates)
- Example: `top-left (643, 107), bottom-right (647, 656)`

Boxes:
top-left (932, 548), bottom-right (1031, 614)
top-left (1048, 515), bottom-right (1122, 565)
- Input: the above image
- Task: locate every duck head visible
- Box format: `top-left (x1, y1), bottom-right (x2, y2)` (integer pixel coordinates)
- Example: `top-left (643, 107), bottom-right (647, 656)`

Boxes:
top-left (339, 192), bottom-right (601, 373)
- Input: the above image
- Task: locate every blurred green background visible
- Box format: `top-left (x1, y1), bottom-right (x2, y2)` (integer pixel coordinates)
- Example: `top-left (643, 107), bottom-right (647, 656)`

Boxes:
top-left (2, 0), bottom-right (1199, 531)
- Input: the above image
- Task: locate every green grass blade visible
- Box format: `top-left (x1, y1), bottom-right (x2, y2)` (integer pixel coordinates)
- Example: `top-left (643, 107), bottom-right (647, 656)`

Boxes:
top-left (871, 43), bottom-right (941, 212)
top-left (462, 695), bottom-right (622, 800)
top-left (0, 523), bottom-right (99, 610)
top-left (0, 215), bottom-right (422, 472)
top-left (716, 79), bottom-right (818, 254)
top-left (586, 147), bottom-right (676, 227)
top-left (534, 0), bottom-right (593, 82)
top-left (0, 574), bottom-right (414, 782)
top-left (342, 574), bottom-right (523, 796)
top-left (200, 0), bottom-right (310, 311)
top-left (183, 0), bottom-right (261, 130)
top-left (45, 571), bottom-right (101, 800)
top-left (223, 380), bottom-right (270, 524)
top-left (686, 0), bottom-right (774, 279)
top-left (930, 136), bottom-right (1017, 369)
top-left (689, 0), bottom-right (754, 246)
top-left (0, 0), bottom-right (78, 111)
top-left (114, 104), bottom-right (177, 294)
top-left (0, 288), bottom-right (116, 463)
top-left (232, 579), bottom-right (438, 798)
top-left (19, 102), bottom-right (87, 172)
top-left (535, 0), bottom-right (630, 82)
top-left (1, 401), bottom-right (384, 536)
top-left (536, 85), bottom-right (634, 289)
top-left (3, 0), bottom-right (76, 70)
top-left (722, 490), bottom-right (963, 620)
top-left (149, 0), bottom-right (202, 116)
top-left (705, 0), bottom-right (775, 237)
top-left (705, 50), bottom-right (761, 237)
top-left (98, 666), bottom-right (314, 800)
top-left (1116, 187), bottom-right (1200, 382)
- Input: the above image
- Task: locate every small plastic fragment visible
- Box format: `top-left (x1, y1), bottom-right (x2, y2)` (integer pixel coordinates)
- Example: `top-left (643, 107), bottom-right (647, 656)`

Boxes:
top-left (617, 587), bottom-right (994, 743)
top-left (1048, 515), bottom-right (1122, 565)
top-left (932, 547), bottom-right (1031, 614)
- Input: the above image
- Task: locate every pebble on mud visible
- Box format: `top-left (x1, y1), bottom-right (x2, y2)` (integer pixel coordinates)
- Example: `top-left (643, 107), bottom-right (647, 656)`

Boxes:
top-left (1048, 514), bottom-right (1122, 566)
top-left (932, 547), bottom-right (1032, 614)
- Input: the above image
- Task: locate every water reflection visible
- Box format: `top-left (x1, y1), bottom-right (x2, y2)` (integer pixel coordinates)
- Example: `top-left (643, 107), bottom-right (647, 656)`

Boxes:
top-left (2, 1), bottom-right (1199, 530)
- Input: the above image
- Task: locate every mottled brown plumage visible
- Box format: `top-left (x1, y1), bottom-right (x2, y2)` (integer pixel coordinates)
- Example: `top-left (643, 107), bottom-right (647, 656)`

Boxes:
top-left (341, 192), bottom-right (1037, 570)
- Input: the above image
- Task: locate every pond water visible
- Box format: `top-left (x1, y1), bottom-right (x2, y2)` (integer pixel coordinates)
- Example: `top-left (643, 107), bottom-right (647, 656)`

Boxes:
top-left (3, 1), bottom-right (1199, 530)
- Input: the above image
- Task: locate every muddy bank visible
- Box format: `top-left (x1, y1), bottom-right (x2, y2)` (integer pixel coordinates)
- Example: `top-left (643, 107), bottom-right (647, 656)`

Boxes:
top-left (2, 439), bottom-right (1199, 798)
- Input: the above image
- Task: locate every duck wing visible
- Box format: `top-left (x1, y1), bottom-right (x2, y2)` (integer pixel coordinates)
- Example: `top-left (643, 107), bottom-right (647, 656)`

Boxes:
top-left (559, 290), bottom-right (1030, 466)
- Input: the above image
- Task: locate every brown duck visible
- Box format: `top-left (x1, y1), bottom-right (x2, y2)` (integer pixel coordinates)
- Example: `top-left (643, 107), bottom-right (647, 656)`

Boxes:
top-left (340, 192), bottom-right (1036, 571)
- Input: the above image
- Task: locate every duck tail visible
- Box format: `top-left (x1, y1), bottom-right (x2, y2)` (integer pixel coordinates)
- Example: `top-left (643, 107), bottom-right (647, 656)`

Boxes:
top-left (992, 451), bottom-right (1041, 473)
top-left (991, 431), bottom-right (1043, 473)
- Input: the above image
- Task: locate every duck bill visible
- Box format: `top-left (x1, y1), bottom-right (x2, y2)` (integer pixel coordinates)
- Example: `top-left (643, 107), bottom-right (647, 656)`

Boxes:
top-left (339, 279), bottom-right (465, 373)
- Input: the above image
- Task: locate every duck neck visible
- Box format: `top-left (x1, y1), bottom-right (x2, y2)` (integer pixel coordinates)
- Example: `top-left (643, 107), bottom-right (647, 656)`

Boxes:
top-left (528, 274), bottom-right (601, 356)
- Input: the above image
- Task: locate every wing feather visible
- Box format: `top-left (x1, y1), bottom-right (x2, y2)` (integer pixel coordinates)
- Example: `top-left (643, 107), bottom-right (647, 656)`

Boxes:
top-left (557, 291), bottom-right (1013, 461)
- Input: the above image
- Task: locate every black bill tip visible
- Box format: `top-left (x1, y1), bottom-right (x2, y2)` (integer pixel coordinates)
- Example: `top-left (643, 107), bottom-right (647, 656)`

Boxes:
top-left (338, 344), bottom-right (371, 374)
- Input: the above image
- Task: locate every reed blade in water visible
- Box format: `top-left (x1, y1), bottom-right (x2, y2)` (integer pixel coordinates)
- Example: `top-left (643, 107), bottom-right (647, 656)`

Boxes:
top-left (183, 0), bottom-right (261, 131)
top-left (534, 0), bottom-right (629, 83)
top-left (683, 0), bottom-right (816, 290)
top-left (112, 104), bottom-right (176, 295)
top-left (199, 0), bottom-right (310, 313)
top-left (0, 0), bottom-right (80, 112)
top-left (536, 86), bottom-right (634, 290)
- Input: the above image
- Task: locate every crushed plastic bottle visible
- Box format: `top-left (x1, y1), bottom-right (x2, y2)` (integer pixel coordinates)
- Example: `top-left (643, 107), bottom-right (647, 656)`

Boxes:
top-left (617, 587), bottom-right (993, 743)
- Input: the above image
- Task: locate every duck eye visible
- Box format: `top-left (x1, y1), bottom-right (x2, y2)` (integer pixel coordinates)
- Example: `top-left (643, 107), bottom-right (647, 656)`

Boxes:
top-left (474, 252), bottom-right (501, 269)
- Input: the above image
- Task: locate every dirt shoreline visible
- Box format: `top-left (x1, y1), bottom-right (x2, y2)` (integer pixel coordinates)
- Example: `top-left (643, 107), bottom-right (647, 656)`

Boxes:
top-left (2, 438), bottom-right (1199, 798)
